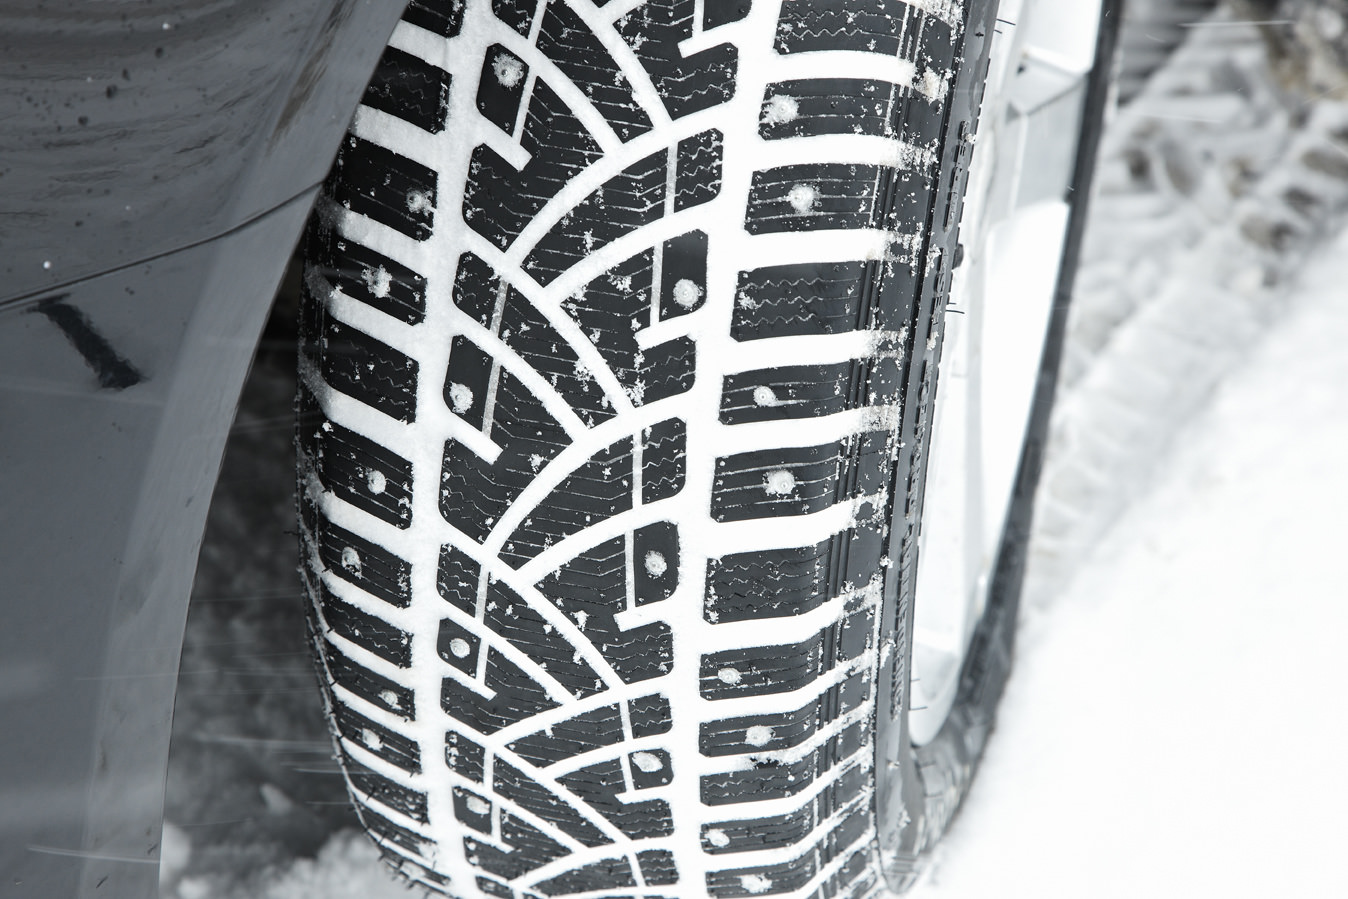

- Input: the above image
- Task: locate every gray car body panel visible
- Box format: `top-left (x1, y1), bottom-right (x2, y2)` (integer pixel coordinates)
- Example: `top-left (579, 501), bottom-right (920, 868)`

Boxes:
top-left (0, 2), bottom-right (408, 895)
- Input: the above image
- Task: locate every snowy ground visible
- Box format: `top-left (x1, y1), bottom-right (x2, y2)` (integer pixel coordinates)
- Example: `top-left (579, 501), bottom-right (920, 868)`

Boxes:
top-left (162, 5), bottom-right (1348, 897)
top-left (909, 224), bottom-right (1348, 899)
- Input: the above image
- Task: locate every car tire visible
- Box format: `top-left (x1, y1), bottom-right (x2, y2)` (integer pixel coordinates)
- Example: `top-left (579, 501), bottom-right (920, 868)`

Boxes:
top-left (296, 0), bottom-right (1119, 896)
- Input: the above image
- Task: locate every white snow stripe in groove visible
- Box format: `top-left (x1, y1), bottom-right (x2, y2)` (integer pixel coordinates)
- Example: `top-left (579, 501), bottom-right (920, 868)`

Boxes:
top-left (320, 275), bottom-right (420, 356)
top-left (329, 205), bottom-right (432, 284)
top-left (694, 650), bottom-right (878, 722)
top-left (694, 584), bottom-right (882, 655)
top-left (387, 19), bottom-right (455, 72)
top-left (346, 778), bottom-right (432, 833)
top-left (297, 357), bottom-right (418, 448)
top-left (350, 105), bottom-right (448, 173)
top-left (309, 605), bottom-right (408, 685)
top-left (480, 678), bottom-right (654, 747)
top-left (710, 824), bottom-right (876, 899)
top-left (762, 52), bottom-right (922, 101)
top-left (461, 231), bottom-right (636, 416)
top-left (710, 406), bottom-right (901, 454)
top-left (748, 132), bottom-right (937, 172)
top-left (703, 760), bottom-right (872, 828)
top-left (701, 799), bottom-right (873, 867)
top-left (695, 496), bottom-right (884, 558)
top-left (719, 331), bottom-right (904, 375)
top-left (599, 0), bottom-right (649, 24)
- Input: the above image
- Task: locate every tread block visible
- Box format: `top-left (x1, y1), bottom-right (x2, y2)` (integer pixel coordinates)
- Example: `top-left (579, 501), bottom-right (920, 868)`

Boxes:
top-left (720, 360), bottom-right (874, 425)
top-left (443, 335), bottom-right (496, 430)
top-left (759, 79), bottom-right (910, 141)
top-left (774, 0), bottom-right (954, 58)
top-left (333, 700), bottom-right (422, 774)
top-left (402, 0), bottom-right (465, 37)
top-left (314, 317), bottom-right (419, 423)
top-left (477, 45), bottom-right (529, 135)
top-left (704, 526), bottom-right (884, 623)
top-left (558, 758), bottom-right (674, 839)
top-left (699, 671), bottom-right (870, 757)
top-left (362, 45), bottom-right (453, 134)
top-left (328, 135), bottom-right (437, 241)
top-left (464, 813), bottom-right (569, 880)
top-left (534, 856), bottom-right (635, 896)
top-left (711, 435), bottom-right (890, 523)
top-left (491, 0), bottom-right (538, 36)
top-left (452, 252), bottom-right (501, 329)
top-left (629, 693), bottom-right (673, 738)
top-left (446, 731), bottom-right (487, 782)
top-left (309, 228), bottom-right (427, 324)
top-left (701, 763), bottom-right (868, 855)
top-left (699, 607), bottom-right (872, 701)
top-left (638, 848), bottom-right (680, 885)
top-left (313, 512), bottom-right (412, 608)
top-left (442, 648), bottom-right (561, 734)
top-left (437, 543), bottom-right (483, 616)
top-left (476, 876), bottom-right (514, 898)
top-left (699, 720), bottom-right (866, 806)
top-left (704, 806), bottom-right (869, 897)
top-left (536, 0), bottom-right (653, 141)
top-left (616, 0), bottom-right (737, 119)
top-left (524, 148), bottom-right (669, 286)
top-left (640, 336), bottom-right (697, 404)
top-left (312, 420), bottom-right (414, 529)
top-left (508, 703), bottom-right (625, 766)
top-left (345, 751), bottom-right (430, 822)
top-left (494, 758), bottom-right (613, 848)
top-left (675, 129), bottom-right (724, 211)
top-left (731, 260), bottom-right (894, 342)
top-left (501, 437), bottom-right (635, 566)
top-left (703, 0), bottom-right (750, 30)
top-left (453, 786), bottom-right (494, 834)
top-left (641, 418), bottom-right (686, 503)
top-left (464, 81), bottom-right (602, 252)
top-left (745, 164), bottom-right (921, 235)
top-left (634, 521), bottom-right (679, 605)
top-left (318, 582), bottom-right (413, 669)
top-left (438, 617), bottom-right (483, 675)
top-left (659, 229), bottom-right (707, 320)
top-left (324, 643), bottom-right (415, 720)
top-left (361, 806), bottom-right (428, 855)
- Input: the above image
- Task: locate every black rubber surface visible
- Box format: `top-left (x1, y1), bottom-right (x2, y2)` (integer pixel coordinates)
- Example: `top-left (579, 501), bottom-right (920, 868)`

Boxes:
top-left (298, 1), bottom-right (1022, 896)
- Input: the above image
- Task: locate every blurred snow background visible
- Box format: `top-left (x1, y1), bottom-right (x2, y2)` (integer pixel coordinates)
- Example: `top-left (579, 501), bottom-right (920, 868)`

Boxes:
top-left (162, 2), bottom-right (1348, 896)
